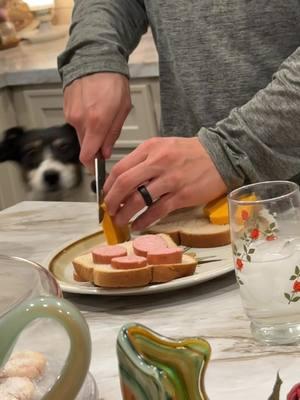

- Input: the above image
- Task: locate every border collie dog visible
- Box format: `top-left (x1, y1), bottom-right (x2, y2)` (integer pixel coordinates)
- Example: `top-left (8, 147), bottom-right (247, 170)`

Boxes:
top-left (0, 124), bottom-right (88, 201)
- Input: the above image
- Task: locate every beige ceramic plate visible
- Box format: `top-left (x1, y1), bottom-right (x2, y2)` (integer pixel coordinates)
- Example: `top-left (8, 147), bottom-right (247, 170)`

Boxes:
top-left (45, 230), bottom-right (234, 296)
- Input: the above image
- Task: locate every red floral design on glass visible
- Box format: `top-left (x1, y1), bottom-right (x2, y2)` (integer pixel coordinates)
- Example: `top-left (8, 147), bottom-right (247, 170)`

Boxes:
top-left (233, 213), bottom-right (278, 285)
top-left (293, 280), bottom-right (300, 292)
top-left (250, 228), bottom-right (259, 240)
top-left (284, 266), bottom-right (300, 303)
top-left (241, 210), bottom-right (249, 221)
top-left (236, 258), bottom-right (243, 270)
top-left (287, 382), bottom-right (300, 400)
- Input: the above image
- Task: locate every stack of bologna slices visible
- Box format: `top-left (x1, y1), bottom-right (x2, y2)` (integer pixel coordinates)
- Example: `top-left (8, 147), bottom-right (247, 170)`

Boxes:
top-left (72, 234), bottom-right (197, 288)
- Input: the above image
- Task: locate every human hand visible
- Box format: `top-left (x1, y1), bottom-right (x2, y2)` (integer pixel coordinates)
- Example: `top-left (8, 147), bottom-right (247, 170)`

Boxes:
top-left (64, 72), bottom-right (132, 169)
top-left (103, 137), bottom-right (227, 230)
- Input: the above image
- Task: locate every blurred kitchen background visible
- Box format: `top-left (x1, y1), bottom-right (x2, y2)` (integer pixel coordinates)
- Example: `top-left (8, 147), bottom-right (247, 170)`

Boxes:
top-left (0, 0), bottom-right (159, 210)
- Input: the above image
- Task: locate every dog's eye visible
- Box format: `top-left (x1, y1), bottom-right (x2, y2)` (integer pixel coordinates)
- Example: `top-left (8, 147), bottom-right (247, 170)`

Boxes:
top-left (52, 139), bottom-right (80, 163)
top-left (53, 142), bottom-right (70, 152)
top-left (24, 149), bottom-right (39, 158)
top-left (22, 149), bottom-right (41, 167)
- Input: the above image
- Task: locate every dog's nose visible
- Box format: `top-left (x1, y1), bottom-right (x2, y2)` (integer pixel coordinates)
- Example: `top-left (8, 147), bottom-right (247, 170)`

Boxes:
top-left (43, 170), bottom-right (60, 186)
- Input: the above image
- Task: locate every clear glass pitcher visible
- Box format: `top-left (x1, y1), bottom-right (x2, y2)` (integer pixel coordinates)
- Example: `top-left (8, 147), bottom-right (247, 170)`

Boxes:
top-left (0, 255), bottom-right (94, 399)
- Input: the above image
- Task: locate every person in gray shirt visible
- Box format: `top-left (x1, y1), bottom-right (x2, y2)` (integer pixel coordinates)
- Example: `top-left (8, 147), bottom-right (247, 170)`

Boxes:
top-left (58, 1), bottom-right (300, 230)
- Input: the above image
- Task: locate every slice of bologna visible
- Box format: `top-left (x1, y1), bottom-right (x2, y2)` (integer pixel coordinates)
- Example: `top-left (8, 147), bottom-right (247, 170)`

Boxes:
top-left (133, 234), bottom-right (168, 257)
top-left (111, 255), bottom-right (147, 270)
top-left (92, 244), bottom-right (127, 264)
top-left (147, 247), bottom-right (183, 265)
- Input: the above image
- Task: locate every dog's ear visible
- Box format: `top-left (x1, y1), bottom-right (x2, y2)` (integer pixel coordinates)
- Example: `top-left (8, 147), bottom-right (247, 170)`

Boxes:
top-left (62, 123), bottom-right (77, 136)
top-left (62, 123), bottom-right (80, 151)
top-left (0, 126), bottom-right (24, 162)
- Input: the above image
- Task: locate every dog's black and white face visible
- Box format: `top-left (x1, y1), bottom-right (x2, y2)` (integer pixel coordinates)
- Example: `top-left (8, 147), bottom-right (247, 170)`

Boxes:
top-left (0, 124), bottom-right (82, 199)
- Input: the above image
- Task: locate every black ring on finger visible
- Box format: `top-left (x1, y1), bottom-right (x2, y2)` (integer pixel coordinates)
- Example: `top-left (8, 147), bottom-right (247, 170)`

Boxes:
top-left (137, 185), bottom-right (153, 207)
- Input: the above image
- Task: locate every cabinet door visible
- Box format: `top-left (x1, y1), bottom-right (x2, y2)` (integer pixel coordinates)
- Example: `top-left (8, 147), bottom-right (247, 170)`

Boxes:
top-left (110, 83), bottom-right (159, 167)
top-left (115, 83), bottom-right (158, 149)
top-left (0, 89), bottom-right (26, 210)
top-left (0, 163), bottom-right (26, 210)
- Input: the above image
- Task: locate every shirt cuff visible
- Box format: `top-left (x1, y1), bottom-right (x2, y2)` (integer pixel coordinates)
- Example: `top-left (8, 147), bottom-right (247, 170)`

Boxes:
top-left (197, 127), bottom-right (246, 191)
top-left (58, 54), bottom-right (129, 89)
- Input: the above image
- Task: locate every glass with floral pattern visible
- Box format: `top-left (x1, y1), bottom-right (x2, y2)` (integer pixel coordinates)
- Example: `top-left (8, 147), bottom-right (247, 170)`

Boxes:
top-left (228, 181), bottom-right (300, 345)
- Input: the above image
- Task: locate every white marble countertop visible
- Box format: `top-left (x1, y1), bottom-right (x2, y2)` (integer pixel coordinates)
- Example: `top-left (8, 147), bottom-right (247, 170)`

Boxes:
top-left (0, 32), bottom-right (159, 89)
top-left (0, 201), bottom-right (300, 400)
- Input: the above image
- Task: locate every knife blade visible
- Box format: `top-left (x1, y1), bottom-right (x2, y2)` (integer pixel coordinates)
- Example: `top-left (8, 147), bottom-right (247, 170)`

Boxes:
top-left (95, 154), bottom-right (106, 224)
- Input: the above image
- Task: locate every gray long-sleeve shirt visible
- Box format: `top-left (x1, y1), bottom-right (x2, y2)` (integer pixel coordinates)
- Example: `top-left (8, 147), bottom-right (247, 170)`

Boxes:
top-left (58, 0), bottom-right (300, 191)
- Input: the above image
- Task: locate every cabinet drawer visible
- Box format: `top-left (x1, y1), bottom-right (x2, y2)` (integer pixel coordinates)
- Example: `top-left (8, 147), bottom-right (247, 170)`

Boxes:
top-left (13, 88), bottom-right (65, 128)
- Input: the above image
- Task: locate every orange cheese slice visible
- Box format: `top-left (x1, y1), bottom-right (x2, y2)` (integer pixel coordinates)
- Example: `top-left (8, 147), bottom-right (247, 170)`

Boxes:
top-left (101, 203), bottom-right (131, 244)
top-left (203, 196), bottom-right (229, 225)
top-left (203, 194), bottom-right (257, 225)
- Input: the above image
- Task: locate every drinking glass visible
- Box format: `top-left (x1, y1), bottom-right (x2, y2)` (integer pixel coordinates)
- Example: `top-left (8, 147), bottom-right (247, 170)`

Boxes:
top-left (0, 255), bottom-right (97, 399)
top-left (228, 181), bottom-right (300, 345)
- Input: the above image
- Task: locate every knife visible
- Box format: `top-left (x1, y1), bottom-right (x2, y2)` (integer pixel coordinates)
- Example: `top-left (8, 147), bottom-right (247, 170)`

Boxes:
top-left (95, 154), bottom-right (106, 224)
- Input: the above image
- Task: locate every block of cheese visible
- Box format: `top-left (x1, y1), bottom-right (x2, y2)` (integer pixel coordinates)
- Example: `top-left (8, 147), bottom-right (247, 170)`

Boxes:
top-left (101, 203), bottom-right (131, 244)
top-left (203, 196), bottom-right (229, 225)
top-left (204, 194), bottom-right (257, 225)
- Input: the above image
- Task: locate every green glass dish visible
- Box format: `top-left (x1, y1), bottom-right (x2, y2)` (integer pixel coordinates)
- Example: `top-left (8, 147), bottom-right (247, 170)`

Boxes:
top-left (117, 323), bottom-right (211, 400)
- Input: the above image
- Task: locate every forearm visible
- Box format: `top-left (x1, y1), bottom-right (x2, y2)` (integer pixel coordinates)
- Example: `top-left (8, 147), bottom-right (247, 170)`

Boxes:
top-left (58, 0), bottom-right (148, 88)
top-left (199, 47), bottom-right (300, 191)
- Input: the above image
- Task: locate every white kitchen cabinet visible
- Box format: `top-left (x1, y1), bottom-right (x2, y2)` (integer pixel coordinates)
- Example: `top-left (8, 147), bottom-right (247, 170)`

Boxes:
top-left (0, 89), bottom-right (16, 132)
top-left (0, 89), bottom-right (26, 211)
top-left (12, 81), bottom-right (159, 144)
top-left (12, 80), bottom-right (159, 170)
top-left (0, 78), bottom-right (160, 209)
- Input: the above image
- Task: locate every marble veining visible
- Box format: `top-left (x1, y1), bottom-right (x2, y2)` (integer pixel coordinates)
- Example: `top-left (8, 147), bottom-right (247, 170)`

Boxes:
top-left (0, 201), bottom-right (300, 399)
top-left (0, 32), bottom-right (159, 89)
